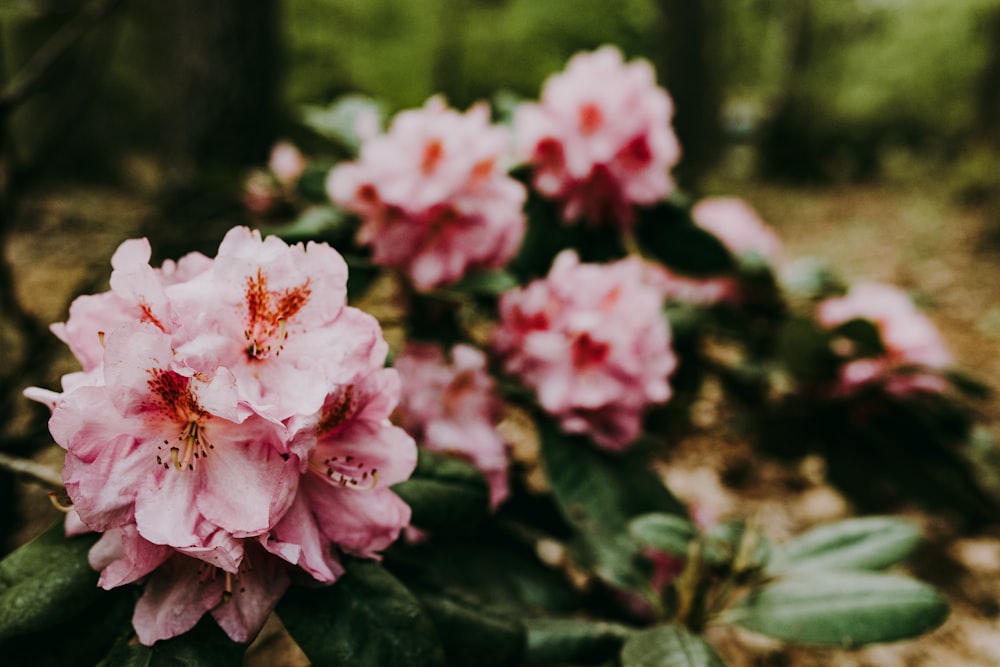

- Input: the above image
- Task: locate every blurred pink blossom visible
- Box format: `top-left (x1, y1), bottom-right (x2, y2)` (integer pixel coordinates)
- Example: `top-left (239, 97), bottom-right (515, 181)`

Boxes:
top-left (328, 96), bottom-right (526, 289)
top-left (641, 198), bottom-right (781, 306)
top-left (25, 227), bottom-right (416, 645)
top-left (515, 46), bottom-right (680, 227)
top-left (494, 250), bottom-right (677, 450)
top-left (268, 141), bottom-right (307, 189)
top-left (393, 343), bottom-right (510, 509)
top-left (691, 197), bottom-right (781, 263)
top-left (817, 282), bottom-right (953, 395)
top-left (641, 262), bottom-right (734, 306)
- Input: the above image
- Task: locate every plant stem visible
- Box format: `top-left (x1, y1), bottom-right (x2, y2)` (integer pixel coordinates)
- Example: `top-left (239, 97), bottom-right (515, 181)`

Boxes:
top-left (0, 451), bottom-right (63, 490)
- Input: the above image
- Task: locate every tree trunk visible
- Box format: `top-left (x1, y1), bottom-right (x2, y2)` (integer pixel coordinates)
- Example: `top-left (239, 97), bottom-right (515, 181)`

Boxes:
top-left (653, 0), bottom-right (722, 191)
top-left (142, 0), bottom-right (280, 179)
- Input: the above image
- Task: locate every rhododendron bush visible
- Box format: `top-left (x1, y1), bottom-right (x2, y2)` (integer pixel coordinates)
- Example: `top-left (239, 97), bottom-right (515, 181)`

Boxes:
top-left (8, 45), bottom-right (997, 667)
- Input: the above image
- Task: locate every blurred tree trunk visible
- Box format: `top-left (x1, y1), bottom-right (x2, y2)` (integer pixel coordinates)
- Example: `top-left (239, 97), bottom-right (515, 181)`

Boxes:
top-left (976, 7), bottom-right (1000, 146)
top-left (143, 0), bottom-right (280, 180)
top-left (653, 0), bottom-right (722, 191)
top-left (432, 0), bottom-right (467, 106)
top-left (757, 0), bottom-right (824, 181)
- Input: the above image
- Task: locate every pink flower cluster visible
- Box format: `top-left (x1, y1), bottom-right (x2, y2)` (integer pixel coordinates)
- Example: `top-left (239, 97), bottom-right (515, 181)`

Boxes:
top-left (643, 197), bottom-right (781, 306)
top-left (393, 343), bottom-right (510, 509)
top-left (328, 96), bottom-right (527, 290)
top-left (816, 282), bottom-right (953, 395)
top-left (516, 46), bottom-right (681, 227)
top-left (25, 227), bottom-right (416, 645)
top-left (243, 142), bottom-right (307, 216)
top-left (692, 197), bottom-right (781, 265)
top-left (493, 251), bottom-right (677, 450)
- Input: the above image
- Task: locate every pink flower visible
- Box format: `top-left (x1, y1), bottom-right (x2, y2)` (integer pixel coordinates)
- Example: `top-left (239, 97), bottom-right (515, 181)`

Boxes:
top-left (393, 343), bottom-right (510, 509)
top-left (90, 526), bottom-right (291, 644)
top-left (493, 250), bottom-right (677, 450)
top-left (51, 325), bottom-right (298, 565)
top-left (242, 169), bottom-right (282, 216)
top-left (171, 227), bottom-right (388, 422)
top-left (691, 197), bottom-right (781, 264)
top-left (515, 46), bottom-right (681, 227)
top-left (268, 141), bottom-right (306, 190)
top-left (641, 262), bottom-right (734, 306)
top-left (25, 227), bottom-right (417, 645)
top-left (50, 238), bottom-right (186, 372)
top-left (328, 96), bottom-right (527, 289)
top-left (816, 283), bottom-right (952, 395)
top-left (268, 368), bottom-right (416, 579)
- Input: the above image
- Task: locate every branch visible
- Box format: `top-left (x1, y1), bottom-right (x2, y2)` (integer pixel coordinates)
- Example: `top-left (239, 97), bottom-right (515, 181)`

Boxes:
top-left (0, 0), bottom-right (124, 113)
top-left (0, 451), bottom-right (63, 490)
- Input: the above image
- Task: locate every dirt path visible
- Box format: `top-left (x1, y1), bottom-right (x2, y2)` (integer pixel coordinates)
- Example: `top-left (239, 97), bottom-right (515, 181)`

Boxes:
top-left (670, 182), bottom-right (1000, 666)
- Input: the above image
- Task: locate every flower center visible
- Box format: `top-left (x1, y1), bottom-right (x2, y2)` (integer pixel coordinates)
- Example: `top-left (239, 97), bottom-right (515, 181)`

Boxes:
top-left (310, 454), bottom-right (379, 490)
top-left (244, 268), bottom-right (312, 361)
top-left (317, 386), bottom-right (356, 436)
top-left (578, 102), bottom-right (604, 135)
top-left (421, 138), bottom-right (445, 174)
top-left (572, 332), bottom-right (610, 368)
top-left (147, 368), bottom-right (212, 472)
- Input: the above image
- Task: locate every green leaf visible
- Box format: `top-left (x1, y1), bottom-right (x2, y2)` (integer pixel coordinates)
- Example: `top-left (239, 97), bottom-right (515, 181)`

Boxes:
top-left (768, 517), bottom-right (921, 574)
top-left (391, 449), bottom-right (490, 532)
top-left (301, 95), bottom-right (386, 154)
top-left (701, 521), bottom-right (771, 573)
top-left (538, 417), bottom-right (686, 590)
top-left (725, 572), bottom-right (948, 647)
top-left (449, 269), bottom-right (519, 296)
top-left (158, 618), bottom-right (246, 666)
top-left (944, 369), bottom-right (992, 399)
top-left (100, 617), bottom-right (245, 667)
top-left (5, 587), bottom-right (134, 667)
top-left (294, 163), bottom-right (336, 203)
top-left (0, 522), bottom-right (100, 641)
top-left (279, 559), bottom-right (446, 667)
top-left (634, 203), bottom-right (735, 277)
top-left (261, 205), bottom-right (351, 244)
top-left (629, 514), bottom-right (697, 557)
top-left (523, 618), bottom-right (632, 665)
top-left (620, 624), bottom-right (726, 667)
top-left (387, 533), bottom-right (582, 615)
top-left (418, 592), bottom-right (524, 667)
top-left (832, 318), bottom-right (886, 357)
top-left (775, 317), bottom-right (839, 383)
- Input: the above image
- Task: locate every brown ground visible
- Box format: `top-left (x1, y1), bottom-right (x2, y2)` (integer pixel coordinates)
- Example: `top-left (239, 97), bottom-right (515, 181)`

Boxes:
top-left (4, 179), bottom-right (1000, 665)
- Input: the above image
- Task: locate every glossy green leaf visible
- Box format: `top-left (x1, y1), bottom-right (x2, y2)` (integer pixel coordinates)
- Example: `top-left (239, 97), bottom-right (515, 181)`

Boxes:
top-left (0, 522), bottom-right (100, 641)
top-left (538, 417), bottom-right (686, 590)
top-left (279, 559), bottom-right (446, 667)
top-left (620, 624), bottom-right (726, 667)
top-left (387, 533), bottom-right (582, 615)
top-left (768, 517), bottom-right (921, 574)
top-left (392, 449), bottom-right (490, 532)
top-left (634, 203), bottom-right (735, 277)
top-left (418, 592), bottom-right (524, 667)
top-left (301, 94), bottom-right (386, 154)
top-left (99, 617), bottom-right (245, 667)
top-left (629, 514), bottom-right (697, 557)
top-left (524, 617), bottom-right (632, 665)
top-left (5, 587), bottom-right (133, 667)
top-left (725, 572), bottom-right (948, 647)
